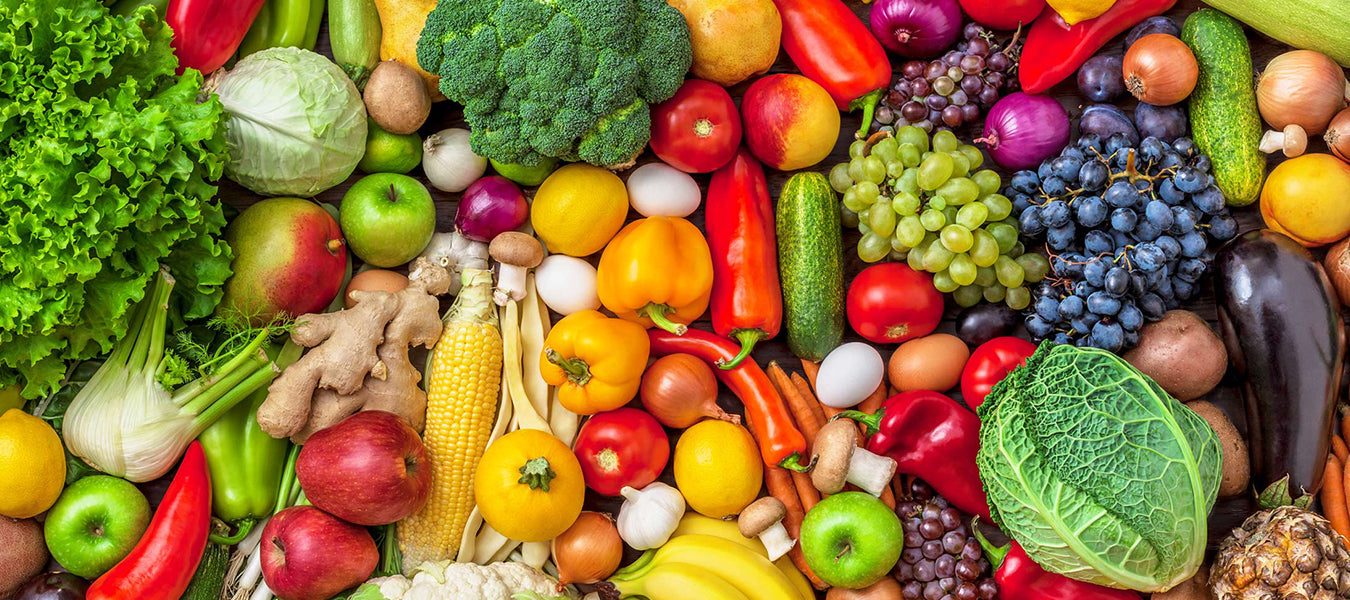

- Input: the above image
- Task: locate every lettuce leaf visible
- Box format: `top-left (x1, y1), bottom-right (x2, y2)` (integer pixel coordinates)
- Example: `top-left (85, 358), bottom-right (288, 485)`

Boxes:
top-left (0, 0), bottom-right (231, 397)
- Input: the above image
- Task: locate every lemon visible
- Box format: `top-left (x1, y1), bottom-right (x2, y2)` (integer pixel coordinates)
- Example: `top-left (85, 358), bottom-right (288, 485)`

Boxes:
top-left (531, 163), bottom-right (628, 257)
top-left (359, 119), bottom-right (422, 174)
top-left (0, 408), bottom-right (66, 518)
top-left (674, 420), bottom-right (763, 518)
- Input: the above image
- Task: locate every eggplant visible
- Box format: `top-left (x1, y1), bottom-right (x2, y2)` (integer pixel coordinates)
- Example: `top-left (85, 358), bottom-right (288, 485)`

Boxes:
top-left (1214, 230), bottom-right (1346, 505)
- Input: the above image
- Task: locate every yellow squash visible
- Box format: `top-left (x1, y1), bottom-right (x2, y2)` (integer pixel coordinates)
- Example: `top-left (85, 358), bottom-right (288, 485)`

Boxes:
top-left (474, 429), bottom-right (585, 542)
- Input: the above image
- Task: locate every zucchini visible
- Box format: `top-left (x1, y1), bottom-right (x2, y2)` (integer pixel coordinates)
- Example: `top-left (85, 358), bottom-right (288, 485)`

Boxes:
top-left (329, 0), bottom-right (383, 86)
top-left (1201, 0), bottom-right (1350, 66)
top-left (776, 172), bottom-right (845, 361)
top-left (1181, 9), bottom-right (1265, 207)
top-left (181, 543), bottom-right (230, 600)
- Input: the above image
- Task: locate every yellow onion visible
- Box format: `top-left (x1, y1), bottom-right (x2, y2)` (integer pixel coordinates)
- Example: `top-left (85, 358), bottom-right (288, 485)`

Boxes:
top-left (1257, 50), bottom-right (1350, 135)
top-left (1326, 107), bottom-right (1350, 163)
top-left (1123, 34), bottom-right (1198, 106)
top-left (552, 511), bottom-right (622, 586)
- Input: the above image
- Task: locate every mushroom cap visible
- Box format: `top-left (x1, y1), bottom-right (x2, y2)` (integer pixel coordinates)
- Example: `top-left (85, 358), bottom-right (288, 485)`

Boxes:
top-left (489, 231), bottom-right (544, 267)
top-left (810, 420), bottom-right (859, 494)
top-left (1283, 124), bottom-right (1308, 155)
top-left (738, 496), bottom-right (787, 537)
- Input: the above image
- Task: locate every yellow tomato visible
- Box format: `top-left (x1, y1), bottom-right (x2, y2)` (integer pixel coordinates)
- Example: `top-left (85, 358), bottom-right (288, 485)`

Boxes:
top-left (474, 429), bottom-right (585, 542)
top-left (1261, 153), bottom-right (1350, 247)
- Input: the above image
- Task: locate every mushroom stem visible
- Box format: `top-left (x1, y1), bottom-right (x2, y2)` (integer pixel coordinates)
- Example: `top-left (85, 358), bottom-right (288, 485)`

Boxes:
top-left (847, 448), bottom-right (898, 497)
top-left (494, 264), bottom-right (528, 306)
top-left (757, 522), bottom-right (796, 562)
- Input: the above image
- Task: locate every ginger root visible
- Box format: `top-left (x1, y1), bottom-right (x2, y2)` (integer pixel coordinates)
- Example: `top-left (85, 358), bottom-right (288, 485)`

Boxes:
top-left (258, 257), bottom-right (452, 443)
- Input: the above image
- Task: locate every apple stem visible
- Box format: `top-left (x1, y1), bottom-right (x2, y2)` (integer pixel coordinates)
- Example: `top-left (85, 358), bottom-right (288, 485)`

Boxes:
top-left (517, 457), bottom-right (557, 491)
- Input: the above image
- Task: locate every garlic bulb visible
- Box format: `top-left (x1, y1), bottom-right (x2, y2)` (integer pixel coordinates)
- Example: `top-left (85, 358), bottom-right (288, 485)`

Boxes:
top-left (616, 483), bottom-right (685, 550)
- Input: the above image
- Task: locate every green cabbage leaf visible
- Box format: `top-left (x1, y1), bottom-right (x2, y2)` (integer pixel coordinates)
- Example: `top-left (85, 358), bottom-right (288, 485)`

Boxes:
top-left (976, 342), bottom-right (1221, 592)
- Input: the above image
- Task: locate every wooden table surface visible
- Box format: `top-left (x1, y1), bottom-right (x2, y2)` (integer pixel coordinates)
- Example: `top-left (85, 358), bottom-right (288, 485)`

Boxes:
top-left (217, 0), bottom-right (1346, 559)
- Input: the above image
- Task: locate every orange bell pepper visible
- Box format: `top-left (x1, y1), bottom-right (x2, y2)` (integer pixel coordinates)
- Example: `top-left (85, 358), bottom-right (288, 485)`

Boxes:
top-left (596, 217), bottom-right (714, 334)
top-left (539, 310), bottom-right (651, 415)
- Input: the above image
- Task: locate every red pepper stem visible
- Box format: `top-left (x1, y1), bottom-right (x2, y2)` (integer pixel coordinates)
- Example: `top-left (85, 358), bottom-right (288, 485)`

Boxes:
top-left (545, 348), bottom-right (593, 386)
top-left (778, 452), bottom-right (815, 472)
top-left (208, 518), bottom-right (256, 545)
top-left (835, 409), bottom-right (884, 437)
top-left (851, 89), bottom-right (885, 140)
top-left (641, 303), bottom-right (687, 335)
top-left (970, 517), bottom-right (1009, 568)
top-left (716, 329), bottom-right (765, 370)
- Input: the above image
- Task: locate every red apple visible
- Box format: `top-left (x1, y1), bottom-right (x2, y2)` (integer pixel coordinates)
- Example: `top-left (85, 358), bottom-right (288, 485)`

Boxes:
top-left (741, 74), bottom-right (840, 171)
top-left (219, 197), bottom-right (347, 326)
top-left (260, 506), bottom-right (376, 600)
top-left (296, 411), bottom-right (431, 526)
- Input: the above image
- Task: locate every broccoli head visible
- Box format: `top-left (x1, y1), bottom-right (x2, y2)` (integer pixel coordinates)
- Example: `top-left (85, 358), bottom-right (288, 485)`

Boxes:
top-left (417, 0), bottom-right (692, 168)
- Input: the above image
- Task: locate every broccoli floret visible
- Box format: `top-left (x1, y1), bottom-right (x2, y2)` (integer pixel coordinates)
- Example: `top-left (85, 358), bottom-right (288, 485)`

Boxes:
top-left (418, 0), bottom-right (692, 168)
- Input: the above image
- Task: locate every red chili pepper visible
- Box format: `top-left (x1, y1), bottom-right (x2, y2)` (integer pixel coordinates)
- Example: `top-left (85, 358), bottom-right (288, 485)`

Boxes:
top-left (706, 149), bottom-right (782, 370)
top-left (974, 527), bottom-right (1144, 600)
top-left (838, 391), bottom-right (990, 519)
top-left (961, 337), bottom-right (1037, 411)
top-left (88, 442), bottom-right (211, 600)
top-left (649, 328), bottom-right (808, 468)
top-left (773, 0), bottom-right (892, 135)
top-left (1018, 0), bottom-right (1178, 93)
top-left (166, 0), bottom-right (267, 74)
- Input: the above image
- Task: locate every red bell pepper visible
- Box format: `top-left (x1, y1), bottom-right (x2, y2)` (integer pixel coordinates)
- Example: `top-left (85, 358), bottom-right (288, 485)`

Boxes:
top-left (88, 442), bottom-right (211, 600)
top-left (773, 0), bottom-right (892, 136)
top-left (974, 526), bottom-right (1144, 600)
top-left (706, 149), bottom-right (782, 369)
top-left (649, 329), bottom-right (808, 469)
top-left (166, 0), bottom-right (267, 74)
top-left (1018, 0), bottom-right (1178, 93)
top-left (838, 391), bottom-right (991, 519)
top-left (961, 337), bottom-right (1037, 411)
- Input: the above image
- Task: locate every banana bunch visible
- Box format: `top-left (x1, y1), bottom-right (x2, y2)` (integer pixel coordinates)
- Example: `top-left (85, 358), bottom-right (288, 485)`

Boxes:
top-left (604, 515), bottom-right (814, 600)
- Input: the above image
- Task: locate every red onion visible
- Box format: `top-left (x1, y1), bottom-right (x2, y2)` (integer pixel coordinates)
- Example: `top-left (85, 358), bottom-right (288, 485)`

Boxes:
top-left (869, 0), bottom-right (962, 58)
top-left (455, 175), bottom-right (528, 242)
top-left (977, 92), bottom-right (1070, 170)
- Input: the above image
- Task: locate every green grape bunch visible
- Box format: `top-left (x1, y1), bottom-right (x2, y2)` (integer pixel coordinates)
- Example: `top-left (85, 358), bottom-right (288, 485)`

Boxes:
top-left (830, 127), bottom-right (1050, 309)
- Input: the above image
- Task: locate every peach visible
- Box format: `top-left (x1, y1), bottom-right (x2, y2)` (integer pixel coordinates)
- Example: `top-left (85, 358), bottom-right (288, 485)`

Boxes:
top-left (741, 74), bottom-right (840, 171)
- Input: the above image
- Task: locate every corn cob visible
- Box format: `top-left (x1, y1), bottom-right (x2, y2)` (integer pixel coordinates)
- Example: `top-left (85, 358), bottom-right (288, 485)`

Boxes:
top-left (398, 268), bottom-right (502, 572)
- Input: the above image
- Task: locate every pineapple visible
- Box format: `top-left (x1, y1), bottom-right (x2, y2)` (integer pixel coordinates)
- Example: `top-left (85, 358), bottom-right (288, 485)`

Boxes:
top-left (1212, 506), bottom-right (1350, 600)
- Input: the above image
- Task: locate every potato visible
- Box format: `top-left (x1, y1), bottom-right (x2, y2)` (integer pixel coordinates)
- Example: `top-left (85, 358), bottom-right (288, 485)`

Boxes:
top-left (1123, 310), bottom-right (1227, 401)
top-left (1187, 401), bottom-right (1249, 497)
top-left (1151, 564), bottom-right (1211, 600)
top-left (364, 60), bottom-right (432, 135)
top-left (0, 517), bottom-right (48, 597)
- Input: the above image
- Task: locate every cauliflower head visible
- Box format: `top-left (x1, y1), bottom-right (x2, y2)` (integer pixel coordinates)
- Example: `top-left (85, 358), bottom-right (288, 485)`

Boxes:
top-left (350, 561), bottom-right (570, 600)
top-left (417, 0), bottom-right (692, 168)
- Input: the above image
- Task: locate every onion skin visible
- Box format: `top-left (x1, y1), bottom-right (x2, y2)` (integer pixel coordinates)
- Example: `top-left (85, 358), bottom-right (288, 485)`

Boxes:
top-left (977, 92), bottom-right (1070, 170)
top-left (1122, 33), bottom-right (1198, 106)
top-left (1325, 107), bottom-right (1350, 162)
top-left (639, 353), bottom-right (739, 429)
top-left (454, 175), bottom-right (528, 242)
top-left (826, 578), bottom-right (903, 600)
top-left (552, 511), bottom-right (623, 585)
top-left (868, 0), bottom-right (962, 59)
top-left (1325, 237), bottom-right (1350, 307)
top-left (1257, 50), bottom-right (1350, 135)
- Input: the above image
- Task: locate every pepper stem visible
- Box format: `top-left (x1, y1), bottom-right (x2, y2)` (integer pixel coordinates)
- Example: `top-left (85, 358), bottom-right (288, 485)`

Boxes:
top-left (717, 329), bottom-right (765, 369)
top-left (778, 452), bottom-right (815, 473)
top-left (641, 303), bottom-right (687, 335)
top-left (851, 89), bottom-right (884, 140)
top-left (835, 409), bottom-right (884, 437)
top-left (518, 457), bottom-right (557, 491)
top-left (544, 348), bottom-right (592, 386)
top-left (970, 517), bottom-right (1009, 568)
top-left (209, 518), bottom-right (256, 545)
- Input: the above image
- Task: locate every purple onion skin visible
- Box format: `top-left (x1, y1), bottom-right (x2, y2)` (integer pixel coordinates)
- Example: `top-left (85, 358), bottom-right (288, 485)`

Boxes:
top-left (869, 0), bottom-right (962, 59)
top-left (978, 92), bottom-right (1070, 171)
top-left (455, 175), bottom-right (528, 242)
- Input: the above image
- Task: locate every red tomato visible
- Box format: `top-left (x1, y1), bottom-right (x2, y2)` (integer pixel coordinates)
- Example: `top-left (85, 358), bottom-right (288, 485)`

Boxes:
top-left (649, 79), bottom-right (742, 173)
top-left (573, 408), bottom-right (670, 496)
top-left (961, 337), bottom-right (1037, 410)
top-left (846, 263), bottom-right (944, 344)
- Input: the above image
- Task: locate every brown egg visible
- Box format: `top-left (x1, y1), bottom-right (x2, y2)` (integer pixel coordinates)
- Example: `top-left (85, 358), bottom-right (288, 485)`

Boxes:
top-left (344, 269), bottom-right (409, 308)
top-left (888, 333), bottom-right (970, 393)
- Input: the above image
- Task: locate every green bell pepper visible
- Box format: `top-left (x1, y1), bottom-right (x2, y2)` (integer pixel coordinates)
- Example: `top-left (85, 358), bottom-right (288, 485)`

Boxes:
top-left (237, 0), bottom-right (325, 57)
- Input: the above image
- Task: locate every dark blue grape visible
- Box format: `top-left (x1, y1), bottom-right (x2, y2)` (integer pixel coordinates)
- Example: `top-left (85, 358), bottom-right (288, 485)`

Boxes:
top-left (1087, 291), bottom-right (1122, 316)
top-left (1036, 282), bottom-right (1058, 299)
top-left (1129, 272), bottom-right (1147, 296)
top-left (1133, 242), bottom-right (1166, 272)
top-left (1059, 252), bottom-right (1087, 278)
top-left (1083, 259), bottom-right (1108, 286)
top-left (1174, 166), bottom-right (1207, 193)
top-left (1125, 329), bottom-right (1141, 347)
top-left (1171, 205), bottom-right (1199, 233)
top-left (1155, 275), bottom-right (1175, 301)
top-left (1139, 136), bottom-right (1167, 162)
top-left (1118, 302), bottom-right (1144, 331)
top-left (1144, 200), bottom-right (1174, 230)
top-left (1076, 133), bottom-right (1104, 153)
top-left (1104, 131), bottom-right (1135, 156)
top-left (1042, 176), bottom-right (1070, 194)
top-left (1172, 137), bottom-right (1196, 157)
top-left (1139, 293), bottom-right (1166, 319)
top-left (1176, 258), bottom-right (1206, 282)
top-left (1104, 267), bottom-right (1130, 296)
top-left (1079, 161), bottom-right (1110, 191)
top-left (1209, 215), bottom-right (1239, 240)
top-left (1091, 321), bottom-right (1125, 351)
top-left (1061, 146), bottom-right (1087, 161)
top-left (1012, 194), bottom-right (1034, 214)
top-left (1104, 181), bottom-right (1139, 208)
top-left (1158, 179), bottom-right (1185, 205)
top-left (1081, 311), bottom-right (1102, 327)
top-left (1076, 195), bottom-right (1109, 227)
top-left (1019, 206), bottom-right (1046, 235)
top-left (1074, 280), bottom-right (1095, 297)
top-left (1037, 161), bottom-right (1055, 181)
top-left (1084, 230), bottom-right (1115, 254)
top-left (1077, 55), bottom-right (1126, 103)
top-left (1070, 317), bottom-right (1093, 334)
top-left (1190, 154), bottom-right (1212, 173)
top-left (1058, 295), bottom-right (1086, 319)
top-left (1155, 235), bottom-right (1181, 259)
top-left (1010, 171), bottom-right (1041, 195)
top-left (1051, 156), bottom-right (1085, 182)
top-left (1052, 332), bottom-right (1074, 345)
top-left (1134, 103), bottom-right (1187, 143)
top-left (1179, 231), bottom-right (1207, 257)
top-left (1041, 200), bottom-right (1072, 228)
top-left (1110, 208), bottom-right (1137, 232)
top-left (1034, 296), bottom-right (1060, 321)
top-left (1191, 185), bottom-right (1225, 215)
top-left (1135, 220), bottom-right (1162, 241)
top-left (1026, 315), bottom-right (1055, 339)
top-left (1047, 224), bottom-right (1076, 250)
top-left (1158, 151), bottom-right (1184, 170)
top-left (1174, 279), bottom-right (1196, 300)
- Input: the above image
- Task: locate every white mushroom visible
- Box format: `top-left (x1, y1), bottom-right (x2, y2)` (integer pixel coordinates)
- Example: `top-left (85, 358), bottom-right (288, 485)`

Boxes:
top-left (1259, 123), bottom-right (1308, 157)
top-left (489, 232), bottom-right (544, 305)
top-left (811, 419), bottom-right (897, 497)
top-left (738, 497), bottom-right (795, 562)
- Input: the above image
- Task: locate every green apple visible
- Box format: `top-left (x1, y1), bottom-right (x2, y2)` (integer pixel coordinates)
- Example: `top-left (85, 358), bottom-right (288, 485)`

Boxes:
top-left (800, 491), bottom-right (903, 589)
top-left (44, 476), bottom-right (151, 579)
top-left (338, 173), bottom-right (436, 268)
top-left (490, 157), bottom-right (557, 187)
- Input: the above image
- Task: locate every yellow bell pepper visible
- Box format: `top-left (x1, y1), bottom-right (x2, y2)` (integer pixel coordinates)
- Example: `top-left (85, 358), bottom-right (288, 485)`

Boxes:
top-left (1046, 0), bottom-right (1116, 25)
top-left (596, 216), bottom-right (714, 334)
top-left (539, 310), bottom-right (651, 415)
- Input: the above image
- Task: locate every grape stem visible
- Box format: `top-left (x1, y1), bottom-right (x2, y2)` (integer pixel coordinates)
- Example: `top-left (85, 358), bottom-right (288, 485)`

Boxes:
top-left (862, 129), bottom-right (893, 154)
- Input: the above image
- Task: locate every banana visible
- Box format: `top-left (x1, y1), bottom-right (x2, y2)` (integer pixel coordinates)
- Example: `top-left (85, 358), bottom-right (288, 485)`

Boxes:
top-left (612, 562), bottom-right (751, 600)
top-left (670, 514), bottom-right (815, 600)
top-left (645, 534), bottom-right (800, 600)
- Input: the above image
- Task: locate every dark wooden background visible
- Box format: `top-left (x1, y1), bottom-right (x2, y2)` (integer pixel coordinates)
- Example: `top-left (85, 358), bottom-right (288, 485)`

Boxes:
top-left (218, 0), bottom-right (1347, 563)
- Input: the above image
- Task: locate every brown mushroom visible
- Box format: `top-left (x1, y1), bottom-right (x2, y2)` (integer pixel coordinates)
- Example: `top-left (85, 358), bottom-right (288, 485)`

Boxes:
top-left (811, 419), bottom-right (897, 497)
top-left (1259, 124), bottom-right (1308, 157)
top-left (738, 497), bottom-right (795, 561)
top-left (488, 232), bottom-right (544, 305)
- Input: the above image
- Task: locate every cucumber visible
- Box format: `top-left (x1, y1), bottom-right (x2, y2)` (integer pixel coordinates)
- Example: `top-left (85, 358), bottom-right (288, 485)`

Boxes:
top-left (1201, 0), bottom-right (1350, 66)
top-left (329, 0), bottom-right (383, 86)
top-left (181, 543), bottom-right (230, 600)
top-left (1181, 9), bottom-right (1265, 207)
top-left (776, 172), bottom-right (845, 361)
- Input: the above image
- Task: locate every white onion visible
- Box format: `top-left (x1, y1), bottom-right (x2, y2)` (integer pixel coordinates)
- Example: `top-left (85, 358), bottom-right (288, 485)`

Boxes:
top-left (422, 128), bottom-right (487, 192)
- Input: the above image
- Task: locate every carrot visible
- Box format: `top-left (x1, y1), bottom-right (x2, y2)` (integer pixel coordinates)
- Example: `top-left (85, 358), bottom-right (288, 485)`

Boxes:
top-left (766, 467), bottom-right (825, 589)
top-left (821, 404), bottom-right (844, 419)
top-left (1341, 405), bottom-right (1350, 450)
top-left (879, 481), bottom-right (897, 509)
top-left (1323, 455), bottom-right (1350, 541)
top-left (858, 382), bottom-right (887, 415)
top-left (768, 363), bottom-right (822, 446)
top-left (801, 359), bottom-right (819, 392)
top-left (1343, 457), bottom-right (1350, 541)
top-left (790, 372), bottom-right (828, 429)
top-left (792, 470), bottom-right (820, 510)
top-left (1334, 436), bottom-right (1349, 464)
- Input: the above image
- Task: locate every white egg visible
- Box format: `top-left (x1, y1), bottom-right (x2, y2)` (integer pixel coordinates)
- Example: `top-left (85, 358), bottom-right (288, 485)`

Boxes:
top-left (534, 255), bottom-right (601, 316)
top-left (626, 162), bottom-right (701, 217)
top-left (816, 342), bottom-right (886, 408)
